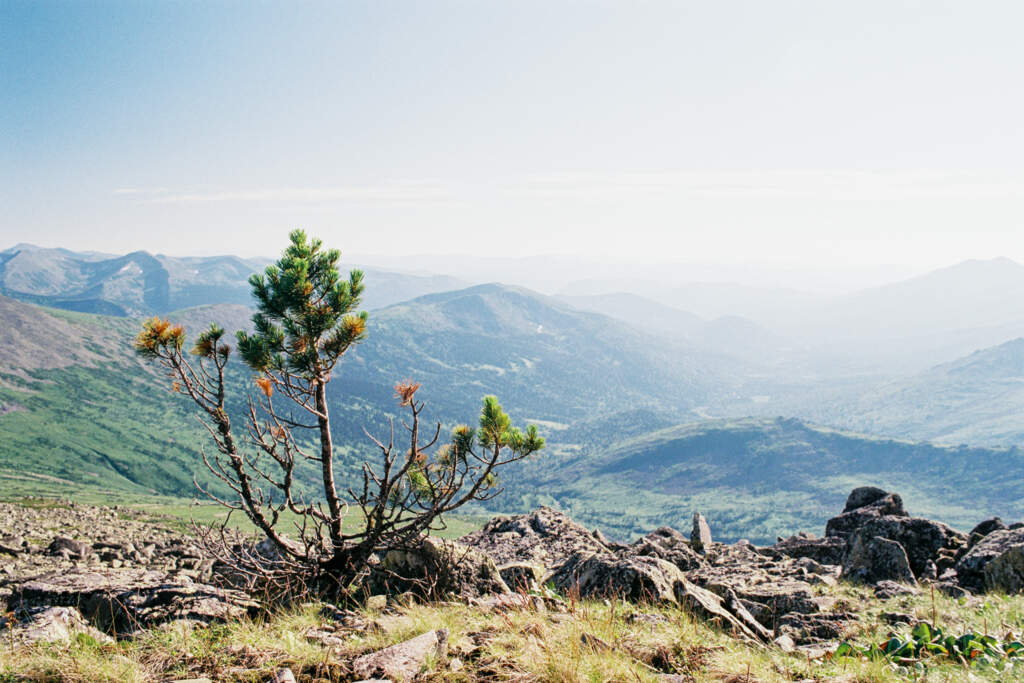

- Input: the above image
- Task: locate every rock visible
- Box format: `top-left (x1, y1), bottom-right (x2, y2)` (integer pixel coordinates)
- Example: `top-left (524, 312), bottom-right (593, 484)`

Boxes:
top-left (459, 507), bottom-right (611, 571)
top-left (675, 580), bottom-right (771, 642)
top-left (842, 534), bottom-right (915, 585)
top-left (0, 606), bottom-right (112, 645)
top-left (772, 535), bottom-right (845, 566)
top-left (984, 543), bottom-right (1024, 593)
top-left (497, 562), bottom-right (544, 592)
top-left (935, 581), bottom-right (969, 598)
top-left (873, 580), bottom-right (918, 599)
top-left (377, 536), bottom-right (509, 600)
top-left (9, 569), bottom-right (259, 634)
top-left (268, 669), bottom-right (296, 683)
top-left (826, 489), bottom-right (907, 539)
top-left (843, 486), bottom-right (890, 512)
top-left (967, 518), bottom-right (1006, 549)
top-left (365, 594), bottom-right (387, 611)
top-left (632, 527), bottom-right (705, 572)
top-left (352, 629), bottom-right (449, 682)
top-left (956, 527), bottom-right (1024, 592)
top-left (691, 513), bottom-right (713, 554)
top-left (551, 550), bottom-right (684, 604)
top-left (844, 516), bottom-right (965, 579)
top-left (45, 536), bottom-right (91, 559)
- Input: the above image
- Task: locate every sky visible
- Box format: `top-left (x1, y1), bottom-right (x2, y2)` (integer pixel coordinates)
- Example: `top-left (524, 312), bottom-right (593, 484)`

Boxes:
top-left (4, 1), bottom-right (1024, 278)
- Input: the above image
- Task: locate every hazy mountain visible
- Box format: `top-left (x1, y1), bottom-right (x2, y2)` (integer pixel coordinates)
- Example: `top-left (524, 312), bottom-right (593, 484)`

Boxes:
top-left (341, 283), bottom-right (736, 426)
top-left (558, 291), bottom-right (795, 365)
top-left (792, 337), bottom-right (1024, 447)
top-left (0, 244), bottom-right (467, 316)
top-left (502, 416), bottom-right (1024, 543)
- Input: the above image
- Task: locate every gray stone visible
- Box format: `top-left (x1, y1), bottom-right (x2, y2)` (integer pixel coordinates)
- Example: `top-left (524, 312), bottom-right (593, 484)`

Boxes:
top-left (956, 528), bottom-right (1024, 592)
top-left (843, 486), bottom-right (890, 512)
top-left (459, 507), bottom-right (611, 572)
top-left (773, 535), bottom-right (845, 566)
top-left (691, 513), bottom-right (713, 554)
top-left (826, 489), bottom-right (908, 539)
top-left (984, 543), bottom-right (1024, 593)
top-left (9, 569), bottom-right (259, 634)
top-left (631, 527), bottom-right (705, 572)
top-left (377, 536), bottom-right (509, 600)
top-left (497, 562), bottom-right (544, 592)
top-left (843, 516), bottom-right (965, 579)
top-left (551, 550), bottom-right (684, 604)
top-left (842, 534), bottom-right (916, 585)
top-left (352, 629), bottom-right (449, 682)
top-left (0, 606), bottom-right (112, 645)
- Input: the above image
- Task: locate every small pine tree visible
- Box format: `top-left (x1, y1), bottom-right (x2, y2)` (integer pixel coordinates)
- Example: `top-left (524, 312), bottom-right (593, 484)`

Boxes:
top-left (135, 230), bottom-right (544, 598)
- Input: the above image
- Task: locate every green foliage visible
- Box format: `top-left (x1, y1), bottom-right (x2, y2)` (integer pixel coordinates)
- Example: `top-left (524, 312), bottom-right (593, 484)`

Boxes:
top-left (236, 229), bottom-right (366, 375)
top-left (834, 620), bottom-right (1024, 672)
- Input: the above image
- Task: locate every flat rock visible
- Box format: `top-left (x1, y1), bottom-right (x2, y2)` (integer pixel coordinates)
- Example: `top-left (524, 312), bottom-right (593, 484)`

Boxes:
top-left (9, 569), bottom-right (259, 634)
top-left (352, 629), bottom-right (449, 682)
top-left (0, 606), bottom-right (112, 645)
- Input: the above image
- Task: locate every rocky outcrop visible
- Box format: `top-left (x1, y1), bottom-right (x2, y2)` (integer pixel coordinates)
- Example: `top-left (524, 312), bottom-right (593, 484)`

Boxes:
top-left (956, 528), bottom-right (1024, 592)
top-left (551, 550), bottom-right (685, 604)
top-left (9, 569), bottom-right (259, 634)
top-left (844, 516), bottom-right (965, 580)
top-left (841, 535), bottom-right (916, 585)
top-left (459, 507), bottom-right (611, 570)
top-left (825, 488), bottom-right (907, 539)
top-left (375, 536), bottom-right (509, 600)
top-left (631, 527), bottom-right (705, 572)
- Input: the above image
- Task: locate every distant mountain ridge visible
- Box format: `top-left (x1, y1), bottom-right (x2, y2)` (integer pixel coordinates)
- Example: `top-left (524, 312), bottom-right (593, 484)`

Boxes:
top-left (0, 244), bottom-right (467, 316)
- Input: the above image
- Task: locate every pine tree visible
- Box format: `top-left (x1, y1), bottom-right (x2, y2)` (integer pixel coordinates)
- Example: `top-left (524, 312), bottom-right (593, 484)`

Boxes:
top-left (135, 230), bottom-right (544, 599)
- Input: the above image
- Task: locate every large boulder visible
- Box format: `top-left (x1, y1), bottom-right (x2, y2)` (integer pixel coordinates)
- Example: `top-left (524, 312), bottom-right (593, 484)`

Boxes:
top-left (956, 528), bottom-right (1024, 592)
top-left (841, 535), bottom-right (916, 585)
top-left (550, 550), bottom-right (684, 604)
top-left (842, 486), bottom-right (890, 512)
top-left (376, 536), bottom-right (509, 600)
top-left (459, 507), bottom-right (611, 572)
top-left (826, 489), bottom-right (907, 539)
top-left (843, 516), bottom-right (965, 579)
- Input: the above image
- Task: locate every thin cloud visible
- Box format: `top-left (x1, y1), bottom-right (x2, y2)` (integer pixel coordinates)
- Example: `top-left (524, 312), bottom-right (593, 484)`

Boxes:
top-left (113, 183), bottom-right (456, 204)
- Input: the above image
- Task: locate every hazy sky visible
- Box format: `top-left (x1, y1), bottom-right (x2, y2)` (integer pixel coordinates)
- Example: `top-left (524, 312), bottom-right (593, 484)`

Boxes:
top-left (4, 1), bottom-right (1024, 271)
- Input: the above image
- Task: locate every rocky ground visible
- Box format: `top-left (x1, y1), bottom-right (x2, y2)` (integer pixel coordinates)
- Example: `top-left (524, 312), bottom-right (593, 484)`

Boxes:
top-left (1, 489), bottom-right (1023, 682)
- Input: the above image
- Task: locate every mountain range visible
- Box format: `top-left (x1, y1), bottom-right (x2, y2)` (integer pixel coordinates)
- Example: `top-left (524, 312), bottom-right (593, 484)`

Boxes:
top-left (3, 244), bottom-right (1024, 541)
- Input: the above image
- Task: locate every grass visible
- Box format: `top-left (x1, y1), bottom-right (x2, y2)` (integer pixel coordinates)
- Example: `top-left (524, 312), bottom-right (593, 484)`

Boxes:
top-left (3, 584), bottom-right (1023, 682)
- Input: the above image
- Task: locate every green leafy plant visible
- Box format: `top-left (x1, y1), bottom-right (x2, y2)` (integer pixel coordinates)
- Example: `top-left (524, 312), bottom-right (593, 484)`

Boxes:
top-left (833, 621), bottom-right (1024, 668)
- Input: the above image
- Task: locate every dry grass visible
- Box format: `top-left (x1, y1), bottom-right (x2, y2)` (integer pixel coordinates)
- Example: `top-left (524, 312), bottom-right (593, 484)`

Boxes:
top-left (1, 585), bottom-right (1023, 682)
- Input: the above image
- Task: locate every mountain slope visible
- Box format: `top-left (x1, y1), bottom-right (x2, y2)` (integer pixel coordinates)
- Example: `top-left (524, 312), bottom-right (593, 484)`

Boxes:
top-left (501, 417), bottom-right (1024, 543)
top-left (0, 283), bottom-right (736, 504)
top-left (792, 337), bottom-right (1024, 447)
